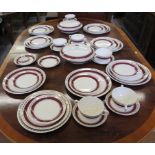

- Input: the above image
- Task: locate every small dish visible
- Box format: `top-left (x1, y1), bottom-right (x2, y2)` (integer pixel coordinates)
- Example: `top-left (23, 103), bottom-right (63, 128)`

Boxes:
top-left (37, 55), bottom-right (60, 68)
top-left (95, 48), bottom-right (112, 59)
top-left (69, 34), bottom-right (85, 42)
top-left (64, 14), bottom-right (77, 21)
top-left (92, 55), bottom-right (114, 65)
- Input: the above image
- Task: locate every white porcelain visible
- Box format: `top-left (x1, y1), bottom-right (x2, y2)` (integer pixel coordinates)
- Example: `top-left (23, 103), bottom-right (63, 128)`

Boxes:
top-left (72, 104), bottom-right (109, 127)
top-left (92, 55), bottom-right (114, 65)
top-left (112, 85), bottom-right (138, 107)
top-left (64, 14), bottom-right (76, 20)
top-left (95, 48), bottom-right (112, 58)
top-left (59, 20), bottom-right (81, 28)
top-left (2, 67), bottom-right (46, 94)
top-left (37, 55), bottom-right (60, 68)
top-left (28, 25), bottom-right (54, 35)
top-left (17, 90), bottom-right (72, 133)
top-left (69, 34), bottom-right (85, 42)
top-left (14, 54), bottom-right (36, 66)
top-left (105, 93), bottom-right (140, 116)
top-left (53, 38), bottom-right (67, 46)
top-left (50, 45), bottom-right (63, 52)
top-left (65, 68), bottom-right (112, 97)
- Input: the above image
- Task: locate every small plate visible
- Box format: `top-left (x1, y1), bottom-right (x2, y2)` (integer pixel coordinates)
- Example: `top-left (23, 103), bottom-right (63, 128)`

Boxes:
top-left (92, 55), bottom-right (114, 65)
top-left (72, 104), bottom-right (108, 127)
top-left (105, 93), bottom-right (140, 116)
top-left (37, 55), bottom-right (60, 68)
top-left (14, 54), bottom-right (36, 66)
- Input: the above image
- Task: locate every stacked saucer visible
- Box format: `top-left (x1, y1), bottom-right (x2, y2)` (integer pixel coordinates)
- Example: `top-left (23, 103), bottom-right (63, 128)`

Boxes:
top-left (57, 20), bottom-right (83, 34)
top-left (60, 44), bottom-right (95, 64)
top-left (28, 25), bottom-right (54, 35)
top-left (83, 23), bottom-right (111, 35)
top-left (90, 37), bottom-right (123, 52)
top-left (105, 86), bottom-right (140, 116)
top-left (24, 35), bottom-right (53, 49)
top-left (106, 60), bottom-right (152, 86)
top-left (72, 96), bottom-right (109, 127)
top-left (17, 90), bottom-right (72, 133)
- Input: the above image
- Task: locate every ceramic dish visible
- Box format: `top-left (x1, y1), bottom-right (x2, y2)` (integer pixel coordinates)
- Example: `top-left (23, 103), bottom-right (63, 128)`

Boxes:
top-left (2, 67), bottom-right (46, 94)
top-left (14, 54), bottom-right (36, 66)
top-left (28, 25), bottom-right (54, 35)
top-left (92, 55), bottom-right (114, 65)
top-left (65, 68), bottom-right (112, 97)
top-left (37, 55), bottom-right (60, 68)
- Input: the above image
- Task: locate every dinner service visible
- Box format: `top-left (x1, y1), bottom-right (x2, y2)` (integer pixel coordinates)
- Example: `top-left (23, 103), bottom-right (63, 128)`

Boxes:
top-left (72, 103), bottom-right (109, 127)
top-left (90, 37), bottom-right (124, 52)
top-left (2, 67), bottom-right (46, 94)
top-left (106, 60), bottom-right (152, 86)
top-left (14, 54), bottom-right (36, 66)
top-left (83, 23), bottom-right (111, 35)
top-left (105, 92), bottom-right (140, 116)
top-left (65, 68), bottom-right (112, 97)
top-left (37, 55), bottom-right (61, 68)
top-left (63, 14), bottom-right (77, 21)
top-left (17, 90), bottom-right (72, 133)
top-left (60, 44), bottom-right (95, 64)
top-left (50, 38), bottom-right (67, 52)
top-left (28, 25), bottom-right (54, 35)
top-left (24, 35), bottom-right (53, 49)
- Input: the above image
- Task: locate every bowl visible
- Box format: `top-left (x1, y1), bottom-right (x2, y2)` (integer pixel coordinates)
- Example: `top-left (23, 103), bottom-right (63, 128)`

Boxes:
top-left (53, 38), bottom-right (67, 47)
top-left (70, 34), bottom-right (85, 42)
top-left (95, 48), bottom-right (112, 59)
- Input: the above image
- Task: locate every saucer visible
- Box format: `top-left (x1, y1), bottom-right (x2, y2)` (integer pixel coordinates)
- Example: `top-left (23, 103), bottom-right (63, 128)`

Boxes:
top-left (105, 93), bottom-right (140, 116)
top-left (92, 55), bottom-right (114, 65)
top-left (72, 104), bottom-right (108, 127)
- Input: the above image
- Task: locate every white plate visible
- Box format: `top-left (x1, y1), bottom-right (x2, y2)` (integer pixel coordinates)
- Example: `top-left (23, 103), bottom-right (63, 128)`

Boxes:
top-left (72, 104), bottom-right (108, 127)
top-left (83, 23), bottom-right (111, 35)
top-left (17, 90), bottom-right (72, 133)
top-left (65, 68), bottom-right (112, 97)
top-left (37, 55), bottom-right (60, 68)
top-left (90, 37), bottom-right (123, 52)
top-left (28, 25), bottom-right (54, 35)
top-left (105, 93), bottom-right (140, 116)
top-left (92, 55), bottom-right (115, 65)
top-left (14, 54), bottom-right (36, 66)
top-left (24, 35), bottom-right (53, 49)
top-left (2, 67), bottom-right (46, 94)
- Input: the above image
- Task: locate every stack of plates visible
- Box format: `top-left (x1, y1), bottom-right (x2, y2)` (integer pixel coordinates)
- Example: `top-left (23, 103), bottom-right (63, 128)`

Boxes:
top-left (17, 90), bottom-right (72, 133)
top-left (83, 23), bottom-right (111, 35)
top-left (24, 35), bottom-right (53, 49)
top-left (2, 67), bottom-right (46, 94)
top-left (90, 37), bottom-right (123, 52)
top-left (57, 20), bottom-right (83, 34)
top-left (60, 44), bottom-right (95, 64)
top-left (65, 68), bottom-right (112, 97)
top-left (106, 60), bottom-right (152, 86)
top-left (28, 25), bottom-right (54, 35)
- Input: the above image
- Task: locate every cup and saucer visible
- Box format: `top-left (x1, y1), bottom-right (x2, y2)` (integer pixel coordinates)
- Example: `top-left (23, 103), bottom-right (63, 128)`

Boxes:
top-left (72, 96), bottom-right (109, 127)
top-left (68, 34), bottom-right (87, 45)
top-left (92, 48), bottom-right (114, 65)
top-left (105, 85), bottom-right (140, 116)
top-left (50, 38), bottom-right (67, 52)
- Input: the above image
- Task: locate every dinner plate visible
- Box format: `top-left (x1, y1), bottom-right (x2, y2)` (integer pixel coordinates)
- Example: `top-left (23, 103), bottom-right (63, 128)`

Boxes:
top-left (17, 90), bottom-right (72, 133)
top-left (92, 55), bottom-right (115, 65)
top-left (24, 35), bottom-right (53, 49)
top-left (60, 44), bottom-right (95, 64)
top-left (83, 23), bottom-right (111, 35)
top-left (14, 54), bottom-right (36, 66)
top-left (37, 55), bottom-right (60, 68)
top-left (72, 104), bottom-right (108, 127)
top-left (28, 25), bottom-right (54, 35)
top-left (2, 67), bottom-right (46, 94)
top-left (90, 37), bottom-right (123, 52)
top-left (105, 93), bottom-right (140, 116)
top-left (65, 68), bottom-right (112, 97)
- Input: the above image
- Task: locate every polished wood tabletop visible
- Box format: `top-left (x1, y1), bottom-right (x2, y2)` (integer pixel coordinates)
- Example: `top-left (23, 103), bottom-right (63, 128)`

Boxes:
top-left (0, 18), bottom-right (155, 143)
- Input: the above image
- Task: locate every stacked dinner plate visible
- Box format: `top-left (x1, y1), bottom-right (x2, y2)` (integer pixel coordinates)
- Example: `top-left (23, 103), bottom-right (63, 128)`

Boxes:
top-left (83, 23), bottom-right (111, 35)
top-left (28, 25), bottom-right (54, 35)
top-left (60, 44), bottom-right (95, 64)
top-left (90, 37), bottom-right (123, 52)
top-left (17, 90), bottom-right (72, 133)
top-left (24, 35), bottom-right (53, 49)
top-left (65, 68), bottom-right (112, 97)
top-left (106, 60), bottom-right (152, 86)
top-left (57, 20), bottom-right (83, 34)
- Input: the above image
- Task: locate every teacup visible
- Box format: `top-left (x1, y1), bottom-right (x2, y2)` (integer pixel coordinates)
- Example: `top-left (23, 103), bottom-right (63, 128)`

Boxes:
top-left (95, 48), bottom-right (112, 59)
top-left (111, 85), bottom-right (138, 110)
top-left (53, 38), bottom-right (67, 47)
top-left (63, 14), bottom-right (77, 21)
top-left (69, 34), bottom-right (86, 42)
top-left (76, 96), bottom-right (109, 118)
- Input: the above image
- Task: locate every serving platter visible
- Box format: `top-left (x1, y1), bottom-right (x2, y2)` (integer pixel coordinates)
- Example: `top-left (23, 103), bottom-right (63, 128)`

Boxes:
top-left (2, 67), bottom-right (46, 94)
top-left (65, 68), bottom-right (112, 97)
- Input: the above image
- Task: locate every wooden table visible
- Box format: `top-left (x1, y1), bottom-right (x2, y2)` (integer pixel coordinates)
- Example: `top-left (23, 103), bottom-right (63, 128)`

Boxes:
top-left (0, 18), bottom-right (155, 143)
